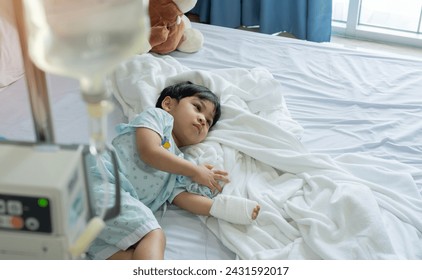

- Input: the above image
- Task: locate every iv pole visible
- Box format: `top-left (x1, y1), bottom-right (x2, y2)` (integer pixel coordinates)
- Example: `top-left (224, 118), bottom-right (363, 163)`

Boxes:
top-left (13, 0), bottom-right (55, 143)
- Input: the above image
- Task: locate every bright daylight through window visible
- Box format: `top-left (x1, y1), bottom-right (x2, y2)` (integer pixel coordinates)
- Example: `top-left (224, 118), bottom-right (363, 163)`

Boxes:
top-left (332, 0), bottom-right (422, 47)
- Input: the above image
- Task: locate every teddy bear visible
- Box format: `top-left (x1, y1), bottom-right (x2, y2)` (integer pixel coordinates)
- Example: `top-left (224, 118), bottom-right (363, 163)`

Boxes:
top-left (147, 0), bottom-right (204, 54)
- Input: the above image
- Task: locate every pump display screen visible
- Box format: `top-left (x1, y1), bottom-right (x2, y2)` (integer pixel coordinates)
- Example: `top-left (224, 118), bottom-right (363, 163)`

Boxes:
top-left (0, 194), bottom-right (52, 233)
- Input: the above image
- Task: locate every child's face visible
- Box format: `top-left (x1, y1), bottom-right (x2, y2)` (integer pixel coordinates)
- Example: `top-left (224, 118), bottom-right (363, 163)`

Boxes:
top-left (164, 95), bottom-right (216, 147)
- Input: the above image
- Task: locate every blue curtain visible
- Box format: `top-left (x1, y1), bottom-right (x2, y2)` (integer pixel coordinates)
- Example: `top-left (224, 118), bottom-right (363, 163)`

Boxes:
top-left (190, 0), bottom-right (332, 42)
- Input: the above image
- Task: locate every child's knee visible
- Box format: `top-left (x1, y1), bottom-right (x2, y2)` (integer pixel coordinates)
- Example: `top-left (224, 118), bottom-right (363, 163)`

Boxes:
top-left (154, 228), bottom-right (166, 243)
top-left (145, 228), bottom-right (166, 245)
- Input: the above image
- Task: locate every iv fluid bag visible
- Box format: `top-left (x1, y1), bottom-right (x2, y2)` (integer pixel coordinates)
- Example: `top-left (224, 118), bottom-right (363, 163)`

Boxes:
top-left (23, 0), bottom-right (150, 102)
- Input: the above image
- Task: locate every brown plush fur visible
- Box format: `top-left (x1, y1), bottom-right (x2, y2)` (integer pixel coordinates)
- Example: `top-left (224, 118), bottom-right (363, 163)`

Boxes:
top-left (149, 0), bottom-right (186, 54)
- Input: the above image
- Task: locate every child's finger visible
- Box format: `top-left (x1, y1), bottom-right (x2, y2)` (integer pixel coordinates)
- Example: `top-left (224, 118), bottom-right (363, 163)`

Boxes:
top-left (204, 164), bottom-right (214, 170)
top-left (214, 173), bottom-right (230, 183)
top-left (213, 169), bottom-right (229, 176)
top-left (213, 181), bottom-right (223, 193)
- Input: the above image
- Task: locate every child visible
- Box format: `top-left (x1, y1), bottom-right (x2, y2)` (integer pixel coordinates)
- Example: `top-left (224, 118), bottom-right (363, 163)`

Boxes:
top-left (86, 81), bottom-right (260, 260)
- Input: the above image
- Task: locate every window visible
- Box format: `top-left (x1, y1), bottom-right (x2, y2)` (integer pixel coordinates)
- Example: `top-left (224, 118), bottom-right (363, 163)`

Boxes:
top-left (332, 0), bottom-right (422, 47)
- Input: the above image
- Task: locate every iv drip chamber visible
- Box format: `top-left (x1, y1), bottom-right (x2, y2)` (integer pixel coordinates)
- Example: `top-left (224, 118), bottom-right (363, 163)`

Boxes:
top-left (23, 0), bottom-right (151, 103)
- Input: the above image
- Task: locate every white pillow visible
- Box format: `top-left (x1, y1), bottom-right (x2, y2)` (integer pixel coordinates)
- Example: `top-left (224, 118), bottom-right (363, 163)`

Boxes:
top-left (112, 54), bottom-right (304, 139)
top-left (0, 0), bottom-right (24, 90)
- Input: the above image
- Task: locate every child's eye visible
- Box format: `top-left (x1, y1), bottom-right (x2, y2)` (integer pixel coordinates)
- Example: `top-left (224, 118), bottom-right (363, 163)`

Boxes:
top-left (206, 119), bottom-right (212, 126)
top-left (194, 104), bottom-right (201, 110)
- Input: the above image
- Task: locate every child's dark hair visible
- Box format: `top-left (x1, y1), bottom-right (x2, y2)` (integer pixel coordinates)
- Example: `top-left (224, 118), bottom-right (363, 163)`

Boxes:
top-left (156, 81), bottom-right (221, 127)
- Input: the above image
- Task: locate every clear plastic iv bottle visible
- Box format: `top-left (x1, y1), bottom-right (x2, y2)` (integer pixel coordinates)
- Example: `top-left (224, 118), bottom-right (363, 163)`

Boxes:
top-left (22, 0), bottom-right (150, 151)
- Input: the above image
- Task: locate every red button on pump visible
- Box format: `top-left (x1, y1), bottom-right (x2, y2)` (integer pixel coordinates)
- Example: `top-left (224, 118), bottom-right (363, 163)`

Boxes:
top-left (10, 216), bottom-right (24, 229)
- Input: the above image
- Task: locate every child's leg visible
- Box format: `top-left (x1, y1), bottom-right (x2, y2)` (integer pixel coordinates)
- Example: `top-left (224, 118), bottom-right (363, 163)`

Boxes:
top-left (132, 229), bottom-right (166, 259)
top-left (172, 192), bottom-right (260, 225)
top-left (107, 228), bottom-right (166, 260)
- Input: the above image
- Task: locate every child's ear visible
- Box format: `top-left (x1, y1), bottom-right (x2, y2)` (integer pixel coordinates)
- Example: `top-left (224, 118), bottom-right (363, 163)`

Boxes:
top-left (161, 96), bottom-right (173, 111)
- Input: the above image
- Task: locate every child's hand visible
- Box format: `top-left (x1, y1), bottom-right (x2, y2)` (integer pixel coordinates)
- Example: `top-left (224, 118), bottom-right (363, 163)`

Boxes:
top-left (192, 164), bottom-right (230, 193)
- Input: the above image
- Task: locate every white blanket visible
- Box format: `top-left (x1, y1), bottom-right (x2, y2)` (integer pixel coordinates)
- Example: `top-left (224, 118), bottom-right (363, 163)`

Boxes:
top-left (111, 54), bottom-right (422, 259)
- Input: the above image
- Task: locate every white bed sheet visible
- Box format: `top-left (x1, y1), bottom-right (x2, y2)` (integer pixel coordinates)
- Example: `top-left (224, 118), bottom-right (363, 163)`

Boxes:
top-left (1, 22), bottom-right (421, 260)
top-left (172, 23), bottom-right (422, 192)
top-left (111, 52), bottom-right (421, 260)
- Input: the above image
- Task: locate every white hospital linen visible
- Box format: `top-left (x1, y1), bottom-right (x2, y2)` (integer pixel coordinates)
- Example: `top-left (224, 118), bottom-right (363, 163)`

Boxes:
top-left (111, 53), bottom-right (422, 259)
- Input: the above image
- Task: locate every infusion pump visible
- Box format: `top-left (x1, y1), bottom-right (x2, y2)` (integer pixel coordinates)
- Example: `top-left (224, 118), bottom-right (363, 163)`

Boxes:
top-left (0, 141), bottom-right (120, 259)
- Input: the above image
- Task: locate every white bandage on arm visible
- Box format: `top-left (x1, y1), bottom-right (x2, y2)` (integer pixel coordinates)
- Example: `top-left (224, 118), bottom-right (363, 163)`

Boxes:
top-left (209, 194), bottom-right (258, 225)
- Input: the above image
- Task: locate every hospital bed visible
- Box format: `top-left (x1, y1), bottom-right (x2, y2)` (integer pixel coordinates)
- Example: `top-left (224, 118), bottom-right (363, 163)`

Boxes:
top-left (1, 19), bottom-right (421, 259)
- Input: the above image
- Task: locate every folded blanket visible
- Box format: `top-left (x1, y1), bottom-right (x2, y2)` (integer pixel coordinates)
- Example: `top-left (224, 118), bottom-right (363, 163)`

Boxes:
top-left (111, 54), bottom-right (422, 259)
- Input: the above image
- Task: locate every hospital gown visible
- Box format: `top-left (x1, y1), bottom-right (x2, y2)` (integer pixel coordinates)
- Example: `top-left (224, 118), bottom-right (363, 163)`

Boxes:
top-left (86, 108), bottom-right (212, 260)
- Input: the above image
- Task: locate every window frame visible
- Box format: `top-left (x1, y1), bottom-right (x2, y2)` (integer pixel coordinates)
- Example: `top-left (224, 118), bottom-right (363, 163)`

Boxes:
top-left (332, 0), bottom-right (422, 48)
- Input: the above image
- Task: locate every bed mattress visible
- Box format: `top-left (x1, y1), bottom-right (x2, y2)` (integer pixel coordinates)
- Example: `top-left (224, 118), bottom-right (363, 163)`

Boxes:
top-left (171, 24), bottom-right (422, 191)
top-left (1, 22), bottom-right (421, 259)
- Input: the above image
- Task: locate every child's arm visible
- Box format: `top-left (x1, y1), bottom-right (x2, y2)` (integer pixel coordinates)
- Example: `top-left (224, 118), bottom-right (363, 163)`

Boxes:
top-left (136, 127), bottom-right (229, 192)
top-left (172, 192), bottom-right (261, 225)
top-left (172, 191), bottom-right (213, 216)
